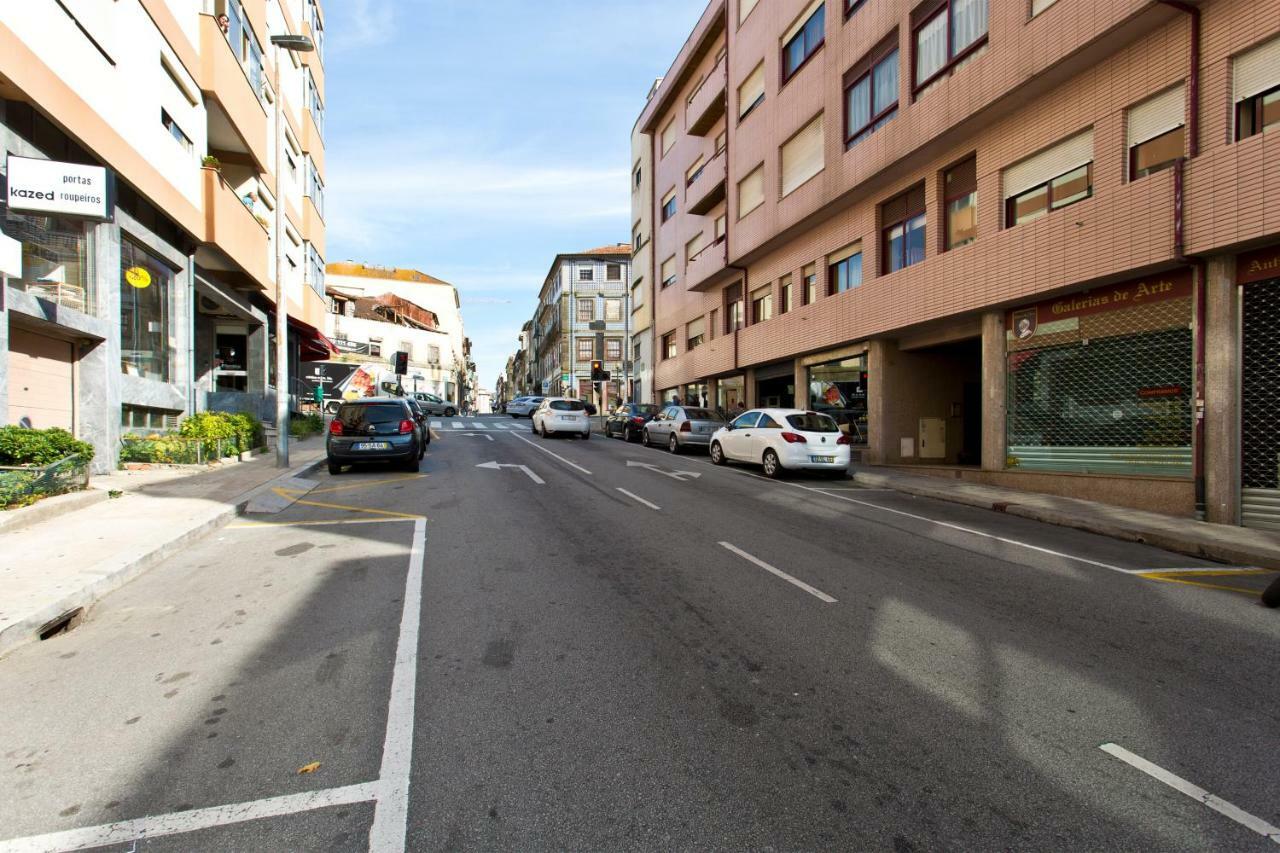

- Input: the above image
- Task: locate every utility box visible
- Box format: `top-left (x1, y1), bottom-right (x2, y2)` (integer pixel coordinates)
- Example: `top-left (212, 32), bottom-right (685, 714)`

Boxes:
top-left (919, 418), bottom-right (946, 459)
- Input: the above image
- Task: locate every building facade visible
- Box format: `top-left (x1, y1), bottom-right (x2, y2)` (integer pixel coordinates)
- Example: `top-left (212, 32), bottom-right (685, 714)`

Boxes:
top-left (636, 0), bottom-right (1280, 529)
top-left (0, 0), bottom-right (331, 471)
top-left (629, 79), bottom-right (664, 406)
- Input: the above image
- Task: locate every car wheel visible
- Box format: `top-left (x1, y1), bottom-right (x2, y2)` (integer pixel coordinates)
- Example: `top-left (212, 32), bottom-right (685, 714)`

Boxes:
top-left (581, 430), bottom-right (591, 440)
top-left (642, 429), bottom-right (652, 448)
top-left (623, 425), bottom-right (633, 443)
top-left (762, 449), bottom-right (782, 479)
top-left (531, 419), bottom-right (538, 434)
top-left (403, 453), bottom-right (421, 473)
top-left (710, 442), bottom-right (726, 465)
top-left (327, 459), bottom-right (342, 476)
top-left (668, 434), bottom-right (681, 455)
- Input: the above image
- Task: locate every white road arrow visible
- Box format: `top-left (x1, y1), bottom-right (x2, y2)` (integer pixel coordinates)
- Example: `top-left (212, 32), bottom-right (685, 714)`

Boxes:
top-left (457, 433), bottom-right (495, 441)
top-left (625, 460), bottom-right (703, 482)
top-left (476, 460), bottom-right (544, 484)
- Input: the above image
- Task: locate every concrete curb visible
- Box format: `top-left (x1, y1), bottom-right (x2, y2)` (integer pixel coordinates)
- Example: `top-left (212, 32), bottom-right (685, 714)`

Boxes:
top-left (0, 489), bottom-right (109, 535)
top-left (0, 456), bottom-right (326, 660)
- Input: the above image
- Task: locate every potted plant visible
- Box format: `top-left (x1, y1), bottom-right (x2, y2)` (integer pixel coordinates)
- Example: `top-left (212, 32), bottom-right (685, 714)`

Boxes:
top-left (201, 155), bottom-right (221, 170)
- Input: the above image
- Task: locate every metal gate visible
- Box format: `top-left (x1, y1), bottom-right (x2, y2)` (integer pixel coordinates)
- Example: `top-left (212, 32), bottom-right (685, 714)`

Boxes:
top-left (1241, 278), bottom-right (1280, 530)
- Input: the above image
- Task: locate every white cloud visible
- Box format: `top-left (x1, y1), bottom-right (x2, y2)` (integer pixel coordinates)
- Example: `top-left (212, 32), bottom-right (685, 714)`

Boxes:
top-left (330, 0), bottom-right (396, 52)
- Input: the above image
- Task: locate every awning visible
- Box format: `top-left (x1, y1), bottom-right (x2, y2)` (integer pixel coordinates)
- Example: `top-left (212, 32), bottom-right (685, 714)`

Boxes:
top-left (288, 317), bottom-right (340, 362)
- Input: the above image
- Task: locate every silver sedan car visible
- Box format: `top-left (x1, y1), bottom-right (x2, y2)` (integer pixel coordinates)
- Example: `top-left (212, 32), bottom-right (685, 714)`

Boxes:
top-left (642, 406), bottom-right (727, 454)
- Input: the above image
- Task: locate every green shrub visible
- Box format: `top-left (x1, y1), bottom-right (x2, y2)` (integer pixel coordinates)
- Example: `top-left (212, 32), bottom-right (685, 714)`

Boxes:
top-left (289, 413), bottom-right (324, 438)
top-left (0, 426), bottom-right (95, 466)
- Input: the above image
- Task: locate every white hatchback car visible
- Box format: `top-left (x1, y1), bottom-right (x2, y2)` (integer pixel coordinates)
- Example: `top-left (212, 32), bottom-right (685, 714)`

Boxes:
top-left (532, 397), bottom-right (592, 439)
top-left (709, 408), bottom-right (850, 478)
top-left (506, 396), bottom-right (544, 418)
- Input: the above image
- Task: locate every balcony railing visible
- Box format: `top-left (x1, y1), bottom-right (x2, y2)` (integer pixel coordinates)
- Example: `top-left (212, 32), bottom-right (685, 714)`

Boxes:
top-left (687, 148), bottom-right (727, 216)
top-left (687, 53), bottom-right (727, 136)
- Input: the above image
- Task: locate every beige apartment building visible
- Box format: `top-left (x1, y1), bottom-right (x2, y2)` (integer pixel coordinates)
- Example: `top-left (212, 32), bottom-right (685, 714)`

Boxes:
top-left (633, 0), bottom-right (1280, 529)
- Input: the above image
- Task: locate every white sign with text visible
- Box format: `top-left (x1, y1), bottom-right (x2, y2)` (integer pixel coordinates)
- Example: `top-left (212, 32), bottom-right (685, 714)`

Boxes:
top-left (6, 155), bottom-right (111, 220)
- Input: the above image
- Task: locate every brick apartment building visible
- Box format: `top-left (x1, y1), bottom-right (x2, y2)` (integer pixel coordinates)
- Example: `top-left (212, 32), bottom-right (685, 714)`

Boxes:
top-left (631, 0), bottom-right (1280, 529)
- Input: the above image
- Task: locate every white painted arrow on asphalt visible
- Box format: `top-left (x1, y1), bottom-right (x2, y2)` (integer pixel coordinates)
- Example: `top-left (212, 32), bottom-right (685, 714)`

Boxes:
top-left (476, 460), bottom-right (544, 484)
top-left (457, 432), bottom-right (495, 441)
top-left (625, 460), bottom-right (703, 481)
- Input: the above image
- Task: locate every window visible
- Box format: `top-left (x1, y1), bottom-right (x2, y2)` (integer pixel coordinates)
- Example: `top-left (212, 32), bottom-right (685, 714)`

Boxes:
top-left (1004, 130), bottom-right (1094, 226)
top-left (0, 198), bottom-right (95, 315)
top-left (661, 120), bottom-right (677, 156)
top-left (1129, 86), bottom-right (1185, 179)
top-left (781, 113), bottom-right (824, 197)
top-left (631, 276), bottom-right (644, 307)
top-left (605, 298), bottom-right (623, 321)
top-left (161, 109), bottom-right (192, 152)
top-left (577, 338), bottom-right (594, 361)
top-left (119, 239), bottom-right (173, 381)
top-left (846, 0), bottom-right (868, 16)
top-left (661, 189), bottom-right (677, 222)
top-left (661, 256), bottom-right (677, 288)
top-left (782, 2), bottom-right (825, 84)
top-left (1031, 0), bottom-right (1058, 14)
top-left (828, 242), bottom-right (863, 293)
top-left (845, 47), bottom-right (899, 147)
top-left (687, 317), bottom-right (706, 349)
top-left (751, 285), bottom-right (773, 323)
top-left (686, 232), bottom-right (705, 263)
top-left (803, 263), bottom-right (817, 305)
top-left (579, 266), bottom-right (594, 281)
top-left (662, 332), bottom-right (677, 359)
top-left (715, 130), bottom-right (727, 154)
top-left (1237, 86), bottom-right (1279, 141)
top-left (714, 214), bottom-right (727, 242)
top-left (306, 157), bottom-right (325, 218)
top-left (725, 283), bottom-right (745, 332)
top-left (305, 68), bottom-right (324, 138)
top-left (686, 156), bottom-right (706, 187)
top-left (1234, 37), bottom-right (1280, 140)
top-left (606, 263), bottom-right (622, 281)
top-left (881, 184), bottom-right (926, 273)
top-left (633, 162), bottom-right (642, 190)
top-left (428, 345), bottom-right (441, 364)
top-left (606, 338), bottom-right (622, 360)
top-left (738, 62), bottom-right (765, 120)
top-left (779, 274), bottom-right (793, 313)
top-left (577, 298), bottom-right (595, 322)
top-left (738, 166), bottom-right (765, 218)
top-left (739, 0), bottom-right (759, 25)
top-left (944, 156), bottom-right (977, 249)
top-left (915, 0), bottom-right (988, 93)
top-left (633, 224), bottom-right (643, 248)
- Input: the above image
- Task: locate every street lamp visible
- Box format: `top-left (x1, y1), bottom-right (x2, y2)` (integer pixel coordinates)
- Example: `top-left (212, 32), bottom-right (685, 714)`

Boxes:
top-left (269, 33), bottom-right (314, 467)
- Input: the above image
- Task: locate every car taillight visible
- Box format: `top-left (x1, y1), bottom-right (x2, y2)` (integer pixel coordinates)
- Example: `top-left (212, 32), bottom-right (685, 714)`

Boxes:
top-left (329, 420), bottom-right (344, 436)
top-left (836, 434), bottom-right (851, 445)
top-left (631, 416), bottom-right (646, 424)
top-left (680, 421), bottom-right (692, 432)
top-left (399, 419), bottom-right (415, 434)
top-left (780, 432), bottom-right (807, 444)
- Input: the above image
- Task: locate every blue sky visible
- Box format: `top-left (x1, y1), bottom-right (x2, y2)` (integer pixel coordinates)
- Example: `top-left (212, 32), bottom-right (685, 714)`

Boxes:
top-left (323, 0), bottom-right (705, 392)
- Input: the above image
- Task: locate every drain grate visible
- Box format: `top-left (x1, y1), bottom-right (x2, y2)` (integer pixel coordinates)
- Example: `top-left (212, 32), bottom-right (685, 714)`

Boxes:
top-left (38, 608), bottom-right (84, 641)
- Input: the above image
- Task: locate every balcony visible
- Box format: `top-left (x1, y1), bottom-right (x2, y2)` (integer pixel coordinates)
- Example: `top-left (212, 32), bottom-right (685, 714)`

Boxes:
top-left (302, 108), bottom-right (326, 175)
top-left (199, 14), bottom-right (270, 172)
top-left (303, 195), bottom-right (326, 259)
top-left (687, 148), bottom-right (726, 216)
top-left (302, 22), bottom-right (325, 100)
top-left (202, 167), bottom-right (270, 289)
top-left (686, 237), bottom-right (733, 292)
top-left (686, 55), bottom-right (727, 137)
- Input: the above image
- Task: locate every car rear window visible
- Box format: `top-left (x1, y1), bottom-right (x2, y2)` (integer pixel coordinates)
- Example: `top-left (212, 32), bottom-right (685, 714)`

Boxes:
top-left (635, 405), bottom-right (659, 415)
top-left (338, 403), bottom-right (406, 426)
top-left (550, 400), bottom-right (586, 411)
top-left (786, 413), bottom-right (839, 433)
top-left (683, 408), bottom-right (722, 421)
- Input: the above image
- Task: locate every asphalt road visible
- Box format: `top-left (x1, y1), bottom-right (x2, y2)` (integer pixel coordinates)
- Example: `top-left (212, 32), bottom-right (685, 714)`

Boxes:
top-left (1, 415), bottom-right (1277, 851)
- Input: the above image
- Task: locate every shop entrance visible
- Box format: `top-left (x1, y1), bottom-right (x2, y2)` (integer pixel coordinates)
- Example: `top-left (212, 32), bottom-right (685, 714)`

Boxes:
top-left (1242, 277), bottom-right (1280, 531)
top-left (755, 362), bottom-right (795, 409)
top-left (890, 338), bottom-right (982, 466)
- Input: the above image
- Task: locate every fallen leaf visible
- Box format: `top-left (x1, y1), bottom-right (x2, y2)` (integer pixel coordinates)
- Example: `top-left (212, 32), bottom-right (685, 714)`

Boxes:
top-left (297, 762), bottom-right (321, 775)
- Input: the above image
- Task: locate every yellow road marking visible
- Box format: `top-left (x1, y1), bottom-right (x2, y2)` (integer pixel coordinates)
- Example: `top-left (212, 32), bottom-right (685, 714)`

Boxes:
top-left (229, 517), bottom-right (418, 529)
top-left (291, 496), bottom-right (425, 520)
top-left (1137, 573), bottom-right (1265, 596)
top-left (429, 428), bottom-right (441, 441)
top-left (303, 474), bottom-right (427, 496)
top-left (1140, 568), bottom-right (1272, 577)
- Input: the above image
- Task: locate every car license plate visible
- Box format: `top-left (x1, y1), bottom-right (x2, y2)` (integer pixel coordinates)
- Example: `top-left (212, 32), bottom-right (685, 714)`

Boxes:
top-left (559, 416), bottom-right (577, 422)
top-left (810, 455), bottom-right (836, 463)
top-left (354, 441), bottom-right (390, 451)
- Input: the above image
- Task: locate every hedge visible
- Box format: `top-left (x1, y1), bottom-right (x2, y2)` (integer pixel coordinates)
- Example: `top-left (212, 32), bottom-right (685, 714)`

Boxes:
top-left (0, 426), bottom-right (95, 466)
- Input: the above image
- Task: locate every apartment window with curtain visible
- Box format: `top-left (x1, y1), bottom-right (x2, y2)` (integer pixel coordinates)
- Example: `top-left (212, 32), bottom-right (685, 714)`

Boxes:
top-left (606, 338), bottom-right (622, 360)
top-left (661, 189), bottom-right (677, 222)
top-left (881, 184), bottom-right (926, 273)
top-left (687, 317), bottom-right (706, 349)
top-left (914, 0), bottom-right (988, 94)
top-left (845, 44), bottom-right (899, 147)
top-left (779, 274), bottom-right (793, 313)
top-left (605, 298), bottom-right (623, 321)
top-left (944, 156), bottom-right (977, 249)
top-left (662, 332), bottom-right (677, 359)
top-left (750, 285), bottom-right (773, 323)
top-left (1128, 85), bottom-right (1185, 180)
top-left (738, 62), bottom-right (765, 120)
top-left (1004, 130), bottom-right (1094, 227)
top-left (725, 283), bottom-right (745, 333)
top-left (828, 243), bottom-right (863, 293)
top-left (781, 113), bottom-right (824, 197)
top-left (782, 2), bottom-right (825, 84)
top-left (738, 166), bottom-right (765, 218)
top-left (576, 297), bottom-right (595, 321)
top-left (1234, 36), bottom-right (1280, 140)
top-left (577, 338), bottom-right (594, 361)
top-left (802, 263), bottom-right (817, 305)
top-left (661, 256), bottom-right (677, 288)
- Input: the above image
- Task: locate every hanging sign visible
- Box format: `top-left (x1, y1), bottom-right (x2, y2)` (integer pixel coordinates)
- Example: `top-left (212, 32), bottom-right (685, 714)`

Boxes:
top-left (6, 155), bottom-right (113, 220)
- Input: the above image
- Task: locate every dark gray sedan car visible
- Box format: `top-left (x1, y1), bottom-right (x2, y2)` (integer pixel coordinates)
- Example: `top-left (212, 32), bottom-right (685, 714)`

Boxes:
top-left (327, 398), bottom-right (423, 475)
top-left (642, 406), bottom-right (727, 453)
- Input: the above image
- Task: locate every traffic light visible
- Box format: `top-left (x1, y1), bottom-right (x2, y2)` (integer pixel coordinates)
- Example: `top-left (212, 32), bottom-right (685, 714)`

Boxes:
top-left (590, 360), bottom-right (604, 381)
top-left (393, 350), bottom-right (409, 375)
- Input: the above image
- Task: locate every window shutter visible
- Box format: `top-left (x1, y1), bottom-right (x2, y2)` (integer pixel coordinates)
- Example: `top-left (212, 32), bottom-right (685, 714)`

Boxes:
top-left (783, 0), bottom-right (824, 46)
top-left (687, 317), bottom-right (705, 339)
top-left (781, 114), bottom-right (825, 197)
top-left (661, 121), bottom-right (677, 155)
top-left (1031, 0), bottom-right (1058, 14)
top-left (686, 232), bottom-right (705, 260)
top-left (738, 63), bottom-right (765, 117)
top-left (739, 0), bottom-right (759, 25)
top-left (1003, 129), bottom-right (1094, 199)
top-left (661, 256), bottom-right (675, 282)
top-left (1234, 35), bottom-right (1280, 102)
top-left (946, 156), bottom-right (977, 197)
top-left (1129, 84), bottom-right (1185, 146)
top-left (828, 241), bottom-right (862, 265)
top-left (738, 166), bottom-right (765, 217)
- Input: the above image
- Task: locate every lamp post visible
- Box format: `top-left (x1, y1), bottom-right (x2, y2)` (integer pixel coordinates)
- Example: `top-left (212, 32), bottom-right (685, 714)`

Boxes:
top-left (269, 33), bottom-right (314, 468)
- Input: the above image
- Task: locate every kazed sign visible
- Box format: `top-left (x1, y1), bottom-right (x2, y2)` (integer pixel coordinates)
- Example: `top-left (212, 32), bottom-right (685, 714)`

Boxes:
top-left (6, 155), bottom-right (113, 220)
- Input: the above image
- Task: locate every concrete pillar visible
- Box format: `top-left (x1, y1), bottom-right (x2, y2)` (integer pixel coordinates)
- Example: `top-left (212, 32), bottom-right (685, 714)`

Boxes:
top-left (78, 221), bottom-right (121, 474)
top-left (981, 310), bottom-right (1007, 472)
top-left (866, 339), bottom-right (896, 466)
top-left (247, 323), bottom-right (268, 392)
top-left (793, 361), bottom-right (810, 410)
top-left (706, 377), bottom-right (719, 410)
top-left (743, 366), bottom-right (757, 408)
top-left (1203, 255), bottom-right (1240, 525)
top-left (0, 279), bottom-right (8, 421)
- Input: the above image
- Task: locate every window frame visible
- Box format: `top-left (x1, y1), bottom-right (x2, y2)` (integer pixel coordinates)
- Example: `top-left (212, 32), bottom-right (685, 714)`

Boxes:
top-left (802, 264), bottom-right (817, 305)
top-left (662, 332), bottom-right (677, 360)
top-left (845, 0), bottom-right (868, 18)
top-left (779, 274), bottom-right (793, 314)
top-left (605, 338), bottom-right (623, 360)
top-left (661, 189), bottom-right (677, 223)
top-left (943, 155), bottom-right (977, 250)
top-left (1128, 125), bottom-right (1185, 181)
top-left (661, 255), bottom-right (677, 289)
top-left (844, 46), bottom-right (900, 148)
top-left (578, 266), bottom-right (594, 282)
top-left (750, 285), bottom-right (773, 324)
top-left (738, 61), bottom-right (766, 121)
top-left (781, 2), bottom-right (826, 86)
top-left (576, 297), bottom-right (596, 322)
top-left (576, 338), bottom-right (594, 361)
top-left (604, 298), bottom-right (623, 321)
top-left (1004, 162), bottom-right (1093, 227)
top-left (828, 248), bottom-right (863, 294)
top-left (880, 185), bottom-right (927, 275)
top-left (1235, 82), bottom-right (1280, 141)
top-left (912, 0), bottom-right (989, 97)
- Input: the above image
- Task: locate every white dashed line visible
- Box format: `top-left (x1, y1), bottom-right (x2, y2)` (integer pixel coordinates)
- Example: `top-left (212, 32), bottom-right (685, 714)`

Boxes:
top-left (719, 541), bottom-right (837, 603)
top-left (616, 487), bottom-right (660, 510)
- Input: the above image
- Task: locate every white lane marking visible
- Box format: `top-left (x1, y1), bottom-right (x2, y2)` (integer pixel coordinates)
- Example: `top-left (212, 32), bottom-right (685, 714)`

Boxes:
top-left (430, 420), bottom-right (442, 429)
top-left (509, 433), bottom-right (592, 475)
top-left (616, 487), bottom-right (660, 511)
top-left (450, 421), bottom-right (464, 429)
top-left (1100, 743), bottom-right (1280, 844)
top-left (367, 517), bottom-right (427, 852)
top-left (457, 433), bottom-right (495, 442)
top-left (0, 783), bottom-right (380, 853)
top-left (469, 421), bottom-right (487, 429)
top-left (475, 461), bottom-right (545, 484)
top-left (719, 541), bottom-right (838, 603)
top-left (626, 460), bottom-right (702, 481)
top-left (1137, 567), bottom-right (1265, 574)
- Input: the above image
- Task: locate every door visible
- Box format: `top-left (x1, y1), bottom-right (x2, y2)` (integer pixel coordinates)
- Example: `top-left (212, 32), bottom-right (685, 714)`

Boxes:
top-left (8, 328), bottom-right (74, 429)
top-left (751, 412), bottom-right (784, 461)
top-left (722, 411), bottom-right (760, 460)
top-left (649, 407), bottom-right (672, 442)
top-left (1242, 278), bottom-right (1280, 530)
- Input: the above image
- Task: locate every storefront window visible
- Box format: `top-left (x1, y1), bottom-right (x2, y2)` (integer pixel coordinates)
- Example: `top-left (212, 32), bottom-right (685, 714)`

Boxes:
top-left (684, 383), bottom-right (708, 407)
top-left (120, 239), bottom-right (174, 382)
top-left (0, 200), bottom-right (95, 314)
top-left (716, 376), bottom-right (745, 414)
top-left (808, 355), bottom-right (869, 445)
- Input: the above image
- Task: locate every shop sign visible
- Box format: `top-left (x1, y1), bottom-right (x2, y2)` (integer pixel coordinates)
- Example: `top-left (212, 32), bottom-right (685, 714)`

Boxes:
top-left (124, 267), bottom-right (152, 289)
top-left (6, 155), bottom-right (113, 221)
top-left (1007, 268), bottom-right (1194, 332)
top-left (1237, 244), bottom-right (1280, 286)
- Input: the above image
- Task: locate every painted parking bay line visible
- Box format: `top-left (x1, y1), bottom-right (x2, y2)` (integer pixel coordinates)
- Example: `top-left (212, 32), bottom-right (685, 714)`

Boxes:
top-left (616, 487), bottom-right (660, 511)
top-left (719, 541), bottom-right (837, 603)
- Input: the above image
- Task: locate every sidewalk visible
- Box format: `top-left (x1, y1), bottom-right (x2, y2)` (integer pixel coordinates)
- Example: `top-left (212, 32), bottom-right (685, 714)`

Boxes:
top-left (849, 466), bottom-right (1280, 572)
top-left (0, 440), bottom-right (327, 659)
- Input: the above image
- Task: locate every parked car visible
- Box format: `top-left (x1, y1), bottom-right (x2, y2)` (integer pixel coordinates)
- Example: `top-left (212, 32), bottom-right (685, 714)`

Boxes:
top-left (403, 397), bottom-right (431, 456)
top-left (643, 406), bottom-right (726, 454)
top-left (604, 403), bottom-right (660, 442)
top-left (412, 391), bottom-right (456, 418)
top-left (532, 397), bottom-right (591, 439)
top-left (327, 398), bottom-right (424, 475)
top-left (506, 396), bottom-right (544, 418)
top-left (709, 409), bottom-right (850, 478)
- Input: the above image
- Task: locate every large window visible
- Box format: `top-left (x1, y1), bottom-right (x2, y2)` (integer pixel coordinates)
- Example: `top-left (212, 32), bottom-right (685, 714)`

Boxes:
top-left (783, 2), bottom-right (825, 84)
top-left (662, 332), bottom-right (677, 360)
top-left (604, 298), bottom-right (623, 321)
top-left (914, 0), bottom-right (988, 93)
top-left (803, 263), bottom-right (817, 305)
top-left (1007, 164), bottom-right (1091, 227)
top-left (725, 283), bottom-right (745, 333)
top-left (120, 239), bottom-right (173, 381)
top-left (687, 317), bottom-right (706, 350)
top-left (828, 243), bottom-right (862, 293)
top-left (781, 113), bottom-right (825, 197)
top-left (1003, 130), bottom-right (1094, 227)
top-left (1234, 35), bottom-right (1280, 140)
top-left (808, 355), bottom-right (869, 445)
top-left (845, 47), bottom-right (899, 147)
top-left (751, 285), bottom-right (773, 323)
top-left (1129, 86), bottom-right (1185, 179)
top-left (944, 156), bottom-right (977, 249)
top-left (738, 62), bottom-right (766, 120)
top-left (661, 256), bottom-right (676, 288)
top-left (738, 165), bottom-right (765, 218)
top-left (661, 189), bottom-right (677, 222)
top-left (0, 201), bottom-right (94, 315)
top-left (577, 338), bottom-right (594, 361)
top-left (881, 185), bottom-right (926, 274)
top-left (606, 338), bottom-right (622, 360)
top-left (780, 274), bottom-right (793, 313)
top-left (576, 297), bottom-right (595, 322)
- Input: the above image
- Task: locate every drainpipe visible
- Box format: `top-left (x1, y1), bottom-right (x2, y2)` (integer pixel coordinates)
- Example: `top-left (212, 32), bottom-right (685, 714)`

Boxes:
top-left (188, 251), bottom-right (197, 415)
top-left (1158, 1), bottom-right (1199, 157)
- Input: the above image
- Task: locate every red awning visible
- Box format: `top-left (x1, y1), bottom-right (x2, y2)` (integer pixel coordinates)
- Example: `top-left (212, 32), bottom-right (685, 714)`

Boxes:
top-left (288, 317), bottom-right (340, 362)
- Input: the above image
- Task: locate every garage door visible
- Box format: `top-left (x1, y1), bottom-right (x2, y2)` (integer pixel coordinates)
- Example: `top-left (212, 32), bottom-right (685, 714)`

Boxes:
top-left (8, 328), bottom-right (75, 429)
